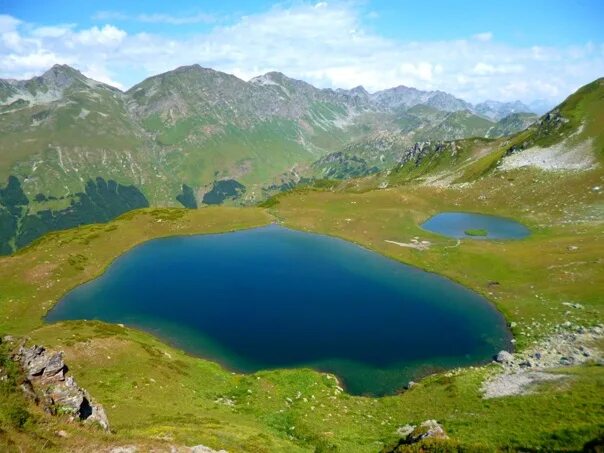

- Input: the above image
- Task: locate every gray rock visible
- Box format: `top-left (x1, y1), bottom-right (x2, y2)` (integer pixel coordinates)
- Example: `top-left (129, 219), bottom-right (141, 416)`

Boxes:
top-left (495, 350), bottom-right (514, 364)
top-left (559, 356), bottom-right (574, 366)
top-left (189, 446), bottom-right (228, 453)
top-left (15, 344), bottom-right (110, 431)
top-left (396, 424), bottom-right (416, 437)
top-left (43, 352), bottom-right (65, 378)
top-left (405, 420), bottom-right (448, 443)
top-left (20, 345), bottom-right (49, 377)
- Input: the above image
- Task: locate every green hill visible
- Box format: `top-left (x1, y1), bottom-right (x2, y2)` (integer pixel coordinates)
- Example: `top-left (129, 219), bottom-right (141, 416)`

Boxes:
top-left (0, 76), bottom-right (602, 451)
top-left (0, 67), bottom-right (594, 254)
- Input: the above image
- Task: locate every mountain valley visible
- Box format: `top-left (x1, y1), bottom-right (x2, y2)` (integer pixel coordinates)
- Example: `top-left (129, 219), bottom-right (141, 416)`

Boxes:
top-left (0, 61), bottom-right (602, 452)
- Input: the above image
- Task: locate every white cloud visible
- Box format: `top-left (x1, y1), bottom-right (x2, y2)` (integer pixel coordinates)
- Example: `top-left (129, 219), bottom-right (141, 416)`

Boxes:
top-left (136, 13), bottom-right (214, 25)
top-left (0, 14), bottom-right (20, 33)
top-left (473, 32), bottom-right (493, 42)
top-left (1, 4), bottom-right (603, 104)
top-left (473, 62), bottom-right (524, 76)
top-left (92, 10), bottom-right (215, 25)
top-left (74, 25), bottom-right (126, 46)
top-left (31, 25), bottom-right (75, 38)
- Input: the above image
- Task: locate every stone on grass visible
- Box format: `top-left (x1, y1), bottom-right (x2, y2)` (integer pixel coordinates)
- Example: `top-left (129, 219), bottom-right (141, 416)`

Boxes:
top-left (495, 350), bottom-right (514, 364)
top-left (405, 420), bottom-right (448, 443)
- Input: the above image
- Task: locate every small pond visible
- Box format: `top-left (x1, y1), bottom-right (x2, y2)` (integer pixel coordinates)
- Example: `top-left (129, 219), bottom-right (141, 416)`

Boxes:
top-left (47, 225), bottom-right (511, 396)
top-left (421, 212), bottom-right (530, 239)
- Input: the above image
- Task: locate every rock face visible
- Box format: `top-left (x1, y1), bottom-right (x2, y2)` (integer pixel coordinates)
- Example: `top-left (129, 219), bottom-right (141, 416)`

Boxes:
top-left (15, 344), bottom-right (110, 431)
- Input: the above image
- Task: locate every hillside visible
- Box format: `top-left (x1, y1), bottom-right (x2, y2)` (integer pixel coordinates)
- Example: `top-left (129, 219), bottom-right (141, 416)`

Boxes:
top-left (0, 77), bottom-right (601, 450)
top-left (358, 77), bottom-right (604, 188)
top-left (0, 65), bottom-right (541, 253)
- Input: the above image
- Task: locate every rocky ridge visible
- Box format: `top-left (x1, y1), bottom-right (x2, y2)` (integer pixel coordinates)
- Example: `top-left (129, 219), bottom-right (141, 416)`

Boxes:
top-left (4, 337), bottom-right (110, 431)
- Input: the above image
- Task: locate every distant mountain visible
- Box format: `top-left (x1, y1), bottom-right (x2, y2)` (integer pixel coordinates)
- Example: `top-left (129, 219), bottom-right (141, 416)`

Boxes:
top-left (370, 85), bottom-right (472, 112)
top-left (377, 78), bottom-right (603, 188)
top-left (0, 63), bottom-right (558, 253)
top-left (414, 110), bottom-right (495, 141)
top-left (486, 112), bottom-right (539, 138)
top-left (528, 99), bottom-right (556, 115)
top-left (0, 64), bottom-right (119, 106)
top-left (474, 100), bottom-right (533, 121)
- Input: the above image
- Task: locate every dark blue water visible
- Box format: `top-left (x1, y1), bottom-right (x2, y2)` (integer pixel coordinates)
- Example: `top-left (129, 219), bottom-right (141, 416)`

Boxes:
top-left (47, 225), bottom-right (511, 396)
top-left (422, 212), bottom-right (530, 239)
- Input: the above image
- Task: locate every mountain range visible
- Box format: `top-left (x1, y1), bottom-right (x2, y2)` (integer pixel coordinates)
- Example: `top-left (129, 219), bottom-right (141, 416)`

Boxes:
top-left (0, 64), bottom-right (551, 252)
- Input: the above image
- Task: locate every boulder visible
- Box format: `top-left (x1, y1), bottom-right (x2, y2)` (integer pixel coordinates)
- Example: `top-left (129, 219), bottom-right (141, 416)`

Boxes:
top-left (405, 420), bottom-right (448, 443)
top-left (495, 350), bottom-right (514, 364)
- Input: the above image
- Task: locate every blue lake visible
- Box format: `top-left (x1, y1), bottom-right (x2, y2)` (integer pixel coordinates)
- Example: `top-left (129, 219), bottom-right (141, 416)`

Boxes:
top-left (422, 212), bottom-right (530, 239)
top-left (47, 225), bottom-right (511, 396)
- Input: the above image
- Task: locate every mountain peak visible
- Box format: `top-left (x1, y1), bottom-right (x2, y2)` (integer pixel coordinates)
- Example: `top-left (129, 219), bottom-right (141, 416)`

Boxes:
top-left (173, 64), bottom-right (203, 73)
top-left (42, 64), bottom-right (83, 79)
top-left (349, 85), bottom-right (369, 96)
top-left (47, 63), bottom-right (78, 72)
top-left (264, 71), bottom-right (286, 78)
top-left (251, 71), bottom-right (293, 84)
top-left (166, 64), bottom-right (224, 77)
top-left (39, 64), bottom-right (87, 90)
top-left (249, 71), bottom-right (313, 91)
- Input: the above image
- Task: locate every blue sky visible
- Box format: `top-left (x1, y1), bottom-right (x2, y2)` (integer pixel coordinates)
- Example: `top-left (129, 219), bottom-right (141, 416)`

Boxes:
top-left (1, 0), bottom-right (603, 103)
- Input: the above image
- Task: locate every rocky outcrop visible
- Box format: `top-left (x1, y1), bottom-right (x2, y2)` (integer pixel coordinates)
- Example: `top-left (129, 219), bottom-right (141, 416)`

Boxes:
top-left (13, 342), bottom-right (109, 431)
top-left (395, 140), bottom-right (458, 168)
top-left (392, 420), bottom-right (448, 448)
top-left (483, 324), bottom-right (603, 398)
top-left (405, 420), bottom-right (448, 443)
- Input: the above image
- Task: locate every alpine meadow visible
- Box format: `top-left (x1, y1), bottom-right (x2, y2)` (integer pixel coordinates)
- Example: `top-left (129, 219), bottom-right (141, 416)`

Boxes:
top-left (0, 1), bottom-right (603, 452)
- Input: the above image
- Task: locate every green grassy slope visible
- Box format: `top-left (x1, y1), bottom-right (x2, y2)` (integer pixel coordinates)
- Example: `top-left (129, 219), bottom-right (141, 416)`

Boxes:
top-left (414, 110), bottom-right (495, 141)
top-left (0, 76), bottom-right (602, 452)
top-left (1, 169), bottom-right (602, 451)
top-left (360, 78), bottom-right (604, 188)
top-left (0, 192), bottom-right (602, 451)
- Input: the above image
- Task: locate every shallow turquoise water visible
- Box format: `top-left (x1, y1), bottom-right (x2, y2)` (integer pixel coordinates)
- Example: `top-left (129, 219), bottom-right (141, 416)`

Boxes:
top-left (422, 212), bottom-right (530, 239)
top-left (47, 225), bottom-right (511, 395)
